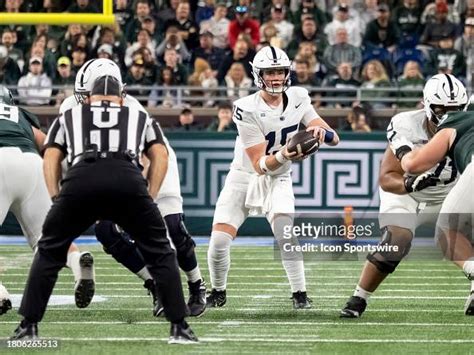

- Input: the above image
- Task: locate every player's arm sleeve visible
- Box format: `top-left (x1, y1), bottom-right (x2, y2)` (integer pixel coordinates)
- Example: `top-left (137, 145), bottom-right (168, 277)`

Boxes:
top-left (233, 107), bottom-right (265, 148)
top-left (300, 90), bottom-right (321, 126)
top-left (43, 116), bottom-right (67, 156)
top-left (20, 108), bottom-right (41, 129)
top-left (144, 117), bottom-right (166, 152)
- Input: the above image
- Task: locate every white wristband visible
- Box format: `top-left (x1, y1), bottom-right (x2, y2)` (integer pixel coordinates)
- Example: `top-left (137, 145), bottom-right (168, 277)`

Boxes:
top-left (275, 150), bottom-right (288, 164)
top-left (259, 156), bottom-right (269, 173)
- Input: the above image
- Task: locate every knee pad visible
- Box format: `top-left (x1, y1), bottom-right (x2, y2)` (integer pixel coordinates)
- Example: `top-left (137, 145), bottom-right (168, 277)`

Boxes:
top-left (164, 214), bottom-right (196, 257)
top-left (367, 226), bottom-right (413, 274)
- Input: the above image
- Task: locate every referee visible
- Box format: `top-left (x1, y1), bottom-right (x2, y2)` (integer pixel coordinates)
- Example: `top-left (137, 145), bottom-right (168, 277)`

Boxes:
top-left (10, 76), bottom-right (198, 344)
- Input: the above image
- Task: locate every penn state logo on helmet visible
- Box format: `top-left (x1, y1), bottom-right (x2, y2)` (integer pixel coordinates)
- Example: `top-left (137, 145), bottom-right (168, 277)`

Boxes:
top-left (250, 46), bottom-right (292, 94)
top-left (423, 74), bottom-right (468, 125)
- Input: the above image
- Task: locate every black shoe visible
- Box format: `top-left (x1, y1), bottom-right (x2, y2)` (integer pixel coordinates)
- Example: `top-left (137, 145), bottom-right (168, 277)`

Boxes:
top-left (206, 289), bottom-right (226, 308)
top-left (340, 296), bottom-right (367, 318)
top-left (143, 279), bottom-right (164, 317)
top-left (0, 298), bottom-right (12, 315)
top-left (168, 320), bottom-right (199, 344)
top-left (10, 320), bottom-right (38, 340)
top-left (187, 279), bottom-right (206, 317)
top-left (75, 252), bottom-right (95, 308)
top-left (291, 291), bottom-right (312, 309)
top-left (464, 292), bottom-right (474, 316)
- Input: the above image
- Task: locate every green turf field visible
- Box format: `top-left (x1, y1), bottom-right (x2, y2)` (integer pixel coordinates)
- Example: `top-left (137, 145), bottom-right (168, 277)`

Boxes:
top-left (1, 244), bottom-right (473, 354)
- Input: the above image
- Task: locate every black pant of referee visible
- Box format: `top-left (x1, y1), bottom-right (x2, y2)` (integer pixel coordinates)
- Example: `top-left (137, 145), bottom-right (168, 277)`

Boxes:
top-left (11, 75), bottom-right (197, 344)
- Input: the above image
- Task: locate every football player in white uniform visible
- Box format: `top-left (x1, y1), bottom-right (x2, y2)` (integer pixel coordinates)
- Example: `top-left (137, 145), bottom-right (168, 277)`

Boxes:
top-left (59, 59), bottom-right (206, 316)
top-left (206, 46), bottom-right (340, 309)
top-left (340, 74), bottom-right (469, 318)
top-left (0, 85), bottom-right (94, 313)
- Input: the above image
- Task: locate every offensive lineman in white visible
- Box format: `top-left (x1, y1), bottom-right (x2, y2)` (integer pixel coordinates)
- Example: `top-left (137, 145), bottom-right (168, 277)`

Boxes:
top-left (206, 46), bottom-right (340, 308)
top-left (59, 59), bottom-right (206, 316)
top-left (341, 74), bottom-right (470, 318)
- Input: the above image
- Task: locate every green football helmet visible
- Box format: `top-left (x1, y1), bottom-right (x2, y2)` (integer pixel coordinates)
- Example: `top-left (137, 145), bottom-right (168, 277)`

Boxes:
top-left (0, 85), bottom-right (14, 105)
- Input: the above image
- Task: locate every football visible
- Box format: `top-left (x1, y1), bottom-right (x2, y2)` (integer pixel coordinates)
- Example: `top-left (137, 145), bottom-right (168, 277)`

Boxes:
top-left (287, 130), bottom-right (320, 156)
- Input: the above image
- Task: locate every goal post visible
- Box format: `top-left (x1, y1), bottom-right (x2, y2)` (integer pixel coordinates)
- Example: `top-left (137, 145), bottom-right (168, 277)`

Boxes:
top-left (0, 0), bottom-right (114, 25)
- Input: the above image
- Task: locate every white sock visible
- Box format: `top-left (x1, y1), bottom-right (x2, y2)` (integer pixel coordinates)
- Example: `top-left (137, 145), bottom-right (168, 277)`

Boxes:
top-left (281, 260), bottom-right (306, 293)
top-left (272, 214), bottom-right (306, 293)
top-left (207, 231), bottom-right (232, 291)
top-left (66, 250), bottom-right (81, 281)
top-left (462, 259), bottom-right (474, 293)
top-left (185, 266), bottom-right (202, 283)
top-left (136, 267), bottom-right (152, 282)
top-left (354, 285), bottom-right (372, 301)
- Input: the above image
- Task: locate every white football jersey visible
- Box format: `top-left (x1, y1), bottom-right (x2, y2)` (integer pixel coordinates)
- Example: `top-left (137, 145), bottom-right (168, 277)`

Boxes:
top-left (387, 109), bottom-right (457, 204)
top-left (230, 87), bottom-right (320, 176)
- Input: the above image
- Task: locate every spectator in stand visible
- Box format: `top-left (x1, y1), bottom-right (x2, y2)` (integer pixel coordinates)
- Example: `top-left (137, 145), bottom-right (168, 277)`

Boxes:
top-left (259, 4), bottom-right (294, 49)
top-left (161, 47), bottom-right (188, 85)
top-left (125, 0), bottom-right (154, 44)
top-left (397, 60), bottom-right (424, 108)
top-left (164, 0), bottom-right (200, 51)
top-left (323, 62), bottom-right (361, 108)
top-left (292, 56), bottom-right (321, 87)
top-left (60, 24), bottom-right (83, 57)
top-left (114, 0), bottom-right (133, 28)
top-left (172, 108), bottom-right (205, 131)
top-left (156, 25), bottom-right (191, 64)
top-left (325, 3), bottom-right (362, 47)
top-left (92, 26), bottom-right (127, 70)
top-left (228, 5), bottom-right (260, 49)
top-left (207, 101), bottom-right (237, 132)
top-left (391, 0), bottom-right (423, 37)
top-left (195, 0), bottom-right (215, 25)
top-left (348, 106), bottom-right (372, 132)
top-left (455, 17), bottom-right (474, 58)
top-left (295, 42), bottom-right (326, 82)
top-left (133, 47), bottom-right (158, 82)
top-left (0, 0), bottom-right (30, 52)
top-left (200, 2), bottom-right (230, 50)
top-left (258, 23), bottom-right (284, 49)
top-left (148, 66), bottom-right (179, 108)
top-left (187, 58), bottom-right (218, 107)
top-left (224, 62), bottom-right (253, 100)
top-left (1, 29), bottom-right (23, 63)
top-left (67, 0), bottom-right (99, 13)
top-left (190, 30), bottom-right (225, 72)
top-left (420, 2), bottom-right (457, 47)
top-left (428, 36), bottom-right (466, 77)
top-left (363, 4), bottom-right (400, 52)
top-left (292, 0), bottom-right (331, 31)
top-left (217, 38), bottom-right (255, 83)
top-left (323, 27), bottom-right (362, 74)
top-left (141, 15), bottom-right (161, 47)
top-left (125, 56), bottom-right (153, 105)
top-left (26, 41), bottom-right (56, 81)
top-left (359, 59), bottom-right (392, 108)
top-left (17, 56), bottom-right (52, 106)
top-left (287, 16), bottom-right (328, 60)
top-left (0, 44), bottom-right (21, 85)
top-left (70, 46), bottom-right (88, 76)
top-left (97, 43), bottom-right (114, 60)
top-left (125, 29), bottom-right (156, 68)
top-left (353, 0), bottom-right (379, 33)
top-left (421, 0), bottom-right (461, 25)
top-left (53, 56), bottom-right (74, 107)
top-left (157, 0), bottom-right (181, 24)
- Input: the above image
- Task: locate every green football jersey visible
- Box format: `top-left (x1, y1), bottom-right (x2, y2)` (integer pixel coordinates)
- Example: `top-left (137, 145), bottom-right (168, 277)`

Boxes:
top-left (0, 103), bottom-right (41, 154)
top-left (438, 111), bottom-right (474, 174)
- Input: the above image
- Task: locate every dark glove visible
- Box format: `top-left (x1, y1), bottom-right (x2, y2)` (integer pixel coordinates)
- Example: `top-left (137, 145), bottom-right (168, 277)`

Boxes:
top-left (404, 173), bottom-right (440, 193)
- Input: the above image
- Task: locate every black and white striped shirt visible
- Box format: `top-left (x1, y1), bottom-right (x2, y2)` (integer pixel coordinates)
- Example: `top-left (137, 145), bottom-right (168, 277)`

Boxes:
top-left (45, 101), bottom-right (164, 165)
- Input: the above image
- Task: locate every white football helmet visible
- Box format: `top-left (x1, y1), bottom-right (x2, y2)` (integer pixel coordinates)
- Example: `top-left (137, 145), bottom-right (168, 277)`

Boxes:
top-left (74, 58), bottom-right (124, 103)
top-left (423, 74), bottom-right (468, 125)
top-left (250, 46), bottom-right (292, 94)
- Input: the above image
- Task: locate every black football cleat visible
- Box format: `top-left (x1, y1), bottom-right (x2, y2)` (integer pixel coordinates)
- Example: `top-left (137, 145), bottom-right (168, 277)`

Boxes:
top-left (10, 320), bottom-right (38, 340)
top-left (143, 279), bottom-right (164, 317)
top-left (75, 252), bottom-right (95, 308)
top-left (464, 292), bottom-right (474, 316)
top-left (187, 279), bottom-right (206, 317)
top-left (206, 289), bottom-right (226, 308)
top-left (292, 291), bottom-right (312, 309)
top-left (340, 296), bottom-right (367, 318)
top-left (0, 298), bottom-right (12, 315)
top-left (168, 320), bottom-right (199, 344)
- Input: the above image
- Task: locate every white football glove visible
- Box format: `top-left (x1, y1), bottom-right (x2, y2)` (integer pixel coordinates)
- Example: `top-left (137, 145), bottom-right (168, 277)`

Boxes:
top-left (404, 172), bottom-right (440, 193)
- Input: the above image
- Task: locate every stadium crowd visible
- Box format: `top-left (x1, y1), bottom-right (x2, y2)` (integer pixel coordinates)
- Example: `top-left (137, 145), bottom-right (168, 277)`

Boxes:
top-left (0, 0), bottom-right (473, 118)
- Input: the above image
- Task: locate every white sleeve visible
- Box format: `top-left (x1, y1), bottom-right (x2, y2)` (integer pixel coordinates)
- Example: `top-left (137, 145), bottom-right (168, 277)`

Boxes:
top-left (232, 106), bottom-right (265, 148)
top-left (301, 95), bottom-right (321, 126)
